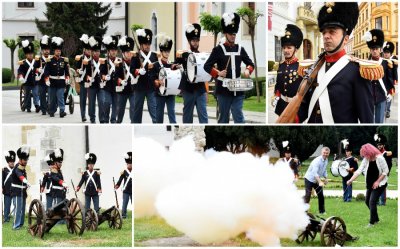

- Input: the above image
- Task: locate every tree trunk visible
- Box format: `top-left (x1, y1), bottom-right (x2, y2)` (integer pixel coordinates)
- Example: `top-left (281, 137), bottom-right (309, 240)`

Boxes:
top-left (250, 28), bottom-right (260, 102)
top-left (213, 34), bottom-right (218, 48)
top-left (11, 48), bottom-right (15, 84)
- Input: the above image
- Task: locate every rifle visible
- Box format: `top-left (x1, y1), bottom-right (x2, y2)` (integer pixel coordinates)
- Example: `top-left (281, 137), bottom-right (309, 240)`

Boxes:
top-left (71, 179), bottom-right (78, 199)
top-left (39, 179), bottom-right (42, 202)
top-left (276, 52), bottom-right (326, 123)
top-left (113, 177), bottom-right (119, 209)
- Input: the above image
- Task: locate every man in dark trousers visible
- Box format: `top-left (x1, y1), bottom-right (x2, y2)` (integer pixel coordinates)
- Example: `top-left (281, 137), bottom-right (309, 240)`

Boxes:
top-left (382, 41), bottom-right (397, 119)
top-left (204, 12), bottom-right (255, 123)
top-left (48, 149), bottom-right (68, 206)
top-left (115, 152), bottom-right (132, 219)
top-left (40, 153), bottom-right (55, 210)
top-left (279, 141), bottom-right (300, 181)
top-left (341, 139), bottom-right (358, 202)
top-left (36, 35), bottom-right (51, 115)
top-left (3, 150), bottom-right (16, 222)
top-left (76, 153), bottom-right (102, 212)
top-left (374, 133), bottom-right (392, 205)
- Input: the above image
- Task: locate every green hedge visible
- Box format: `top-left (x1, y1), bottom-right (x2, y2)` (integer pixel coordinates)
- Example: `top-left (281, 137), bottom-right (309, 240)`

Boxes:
top-left (268, 60), bottom-right (275, 71)
top-left (245, 76), bottom-right (266, 99)
top-left (2, 68), bottom-right (12, 83)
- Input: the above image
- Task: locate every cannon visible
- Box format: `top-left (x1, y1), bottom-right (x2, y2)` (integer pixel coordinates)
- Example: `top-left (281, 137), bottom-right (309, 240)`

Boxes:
top-left (84, 206), bottom-right (122, 231)
top-left (296, 212), bottom-right (358, 246)
top-left (27, 198), bottom-right (85, 238)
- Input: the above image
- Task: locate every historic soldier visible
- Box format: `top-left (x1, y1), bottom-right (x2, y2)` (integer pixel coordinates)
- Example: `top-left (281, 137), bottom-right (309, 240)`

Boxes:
top-left (131, 28), bottom-right (158, 123)
top-left (152, 33), bottom-right (180, 123)
top-left (18, 40), bottom-right (39, 113)
top-left (44, 37), bottom-right (70, 118)
top-left (116, 36), bottom-right (135, 123)
top-left (279, 141), bottom-right (300, 181)
top-left (76, 153), bottom-right (102, 212)
top-left (115, 152), bottom-right (132, 219)
top-left (177, 23), bottom-right (209, 124)
top-left (273, 24), bottom-right (303, 116)
top-left (374, 133), bottom-right (392, 205)
top-left (204, 12), bottom-right (255, 123)
top-left (365, 29), bottom-right (393, 123)
top-left (297, 2), bottom-right (376, 123)
top-left (2, 150), bottom-right (16, 222)
top-left (87, 36), bottom-right (105, 123)
top-left (75, 34), bottom-right (92, 122)
top-left (49, 149), bottom-right (68, 205)
top-left (101, 35), bottom-right (123, 123)
top-left (11, 146), bottom-right (30, 230)
top-left (382, 41), bottom-right (397, 118)
top-left (36, 35), bottom-right (51, 115)
top-left (341, 139), bottom-right (358, 202)
top-left (40, 153), bottom-right (55, 210)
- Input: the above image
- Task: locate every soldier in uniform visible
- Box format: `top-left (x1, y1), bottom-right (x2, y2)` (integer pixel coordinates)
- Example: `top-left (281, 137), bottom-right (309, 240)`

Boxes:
top-left (36, 35), bottom-right (51, 115)
top-left (365, 29), bottom-right (393, 123)
top-left (341, 139), bottom-right (358, 202)
top-left (297, 2), bottom-right (375, 123)
top-left (116, 36), bottom-right (135, 123)
top-left (11, 146), bottom-right (30, 230)
top-left (48, 149), bottom-right (68, 205)
top-left (44, 37), bottom-right (70, 118)
top-left (101, 35), bottom-right (123, 123)
top-left (130, 28), bottom-right (158, 123)
top-left (278, 141), bottom-right (300, 181)
top-left (40, 153), bottom-right (55, 210)
top-left (177, 23), bottom-right (209, 124)
top-left (382, 41), bottom-right (397, 118)
top-left (374, 134), bottom-right (392, 205)
top-left (115, 152), bottom-right (132, 219)
top-left (273, 24), bottom-right (303, 116)
top-left (2, 150), bottom-right (16, 222)
top-left (204, 12), bottom-right (255, 123)
top-left (76, 153), bottom-right (102, 212)
top-left (75, 34), bottom-right (92, 122)
top-left (87, 36), bottom-right (105, 123)
top-left (152, 34), bottom-right (181, 123)
top-left (17, 40), bottom-right (39, 113)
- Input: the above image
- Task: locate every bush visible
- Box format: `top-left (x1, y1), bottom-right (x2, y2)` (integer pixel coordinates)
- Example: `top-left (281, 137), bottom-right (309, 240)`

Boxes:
top-left (268, 60), bottom-right (275, 71)
top-left (245, 77), bottom-right (266, 99)
top-left (2, 68), bottom-right (12, 83)
top-left (356, 193), bottom-right (365, 201)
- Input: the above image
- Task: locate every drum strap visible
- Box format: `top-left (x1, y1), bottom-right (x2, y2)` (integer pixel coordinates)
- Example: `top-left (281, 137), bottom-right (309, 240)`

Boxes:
top-left (122, 170), bottom-right (132, 191)
top-left (79, 55), bottom-right (90, 82)
top-left (38, 55), bottom-right (48, 80)
top-left (84, 170), bottom-right (98, 192)
top-left (219, 44), bottom-right (241, 80)
top-left (108, 57), bottom-right (116, 77)
top-left (24, 59), bottom-right (35, 83)
top-left (140, 50), bottom-right (152, 67)
top-left (377, 58), bottom-right (388, 97)
top-left (4, 166), bottom-right (13, 185)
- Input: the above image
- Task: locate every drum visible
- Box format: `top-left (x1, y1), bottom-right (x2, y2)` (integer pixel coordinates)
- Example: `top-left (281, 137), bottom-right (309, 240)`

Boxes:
top-left (330, 160), bottom-right (350, 177)
top-left (223, 78), bottom-right (254, 91)
top-left (186, 52), bottom-right (212, 83)
top-left (158, 68), bottom-right (181, 96)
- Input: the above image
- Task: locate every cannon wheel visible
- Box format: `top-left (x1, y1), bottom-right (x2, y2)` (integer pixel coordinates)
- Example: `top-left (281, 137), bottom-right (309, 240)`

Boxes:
top-left (20, 84), bottom-right (25, 111)
top-left (108, 207), bottom-right (123, 229)
top-left (85, 208), bottom-right (98, 231)
top-left (321, 216), bottom-right (347, 247)
top-left (28, 199), bottom-right (47, 238)
top-left (68, 95), bottom-right (74, 114)
top-left (66, 198), bottom-right (85, 236)
top-left (296, 213), bottom-right (317, 244)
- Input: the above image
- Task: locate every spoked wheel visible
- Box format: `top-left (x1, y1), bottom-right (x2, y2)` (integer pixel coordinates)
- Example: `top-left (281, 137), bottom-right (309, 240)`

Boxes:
top-left (20, 84), bottom-right (25, 111)
top-left (321, 216), bottom-right (347, 247)
top-left (68, 95), bottom-right (74, 114)
top-left (85, 208), bottom-right (98, 231)
top-left (108, 206), bottom-right (123, 229)
top-left (28, 199), bottom-right (47, 238)
top-left (66, 198), bottom-right (85, 236)
top-left (296, 213), bottom-right (317, 244)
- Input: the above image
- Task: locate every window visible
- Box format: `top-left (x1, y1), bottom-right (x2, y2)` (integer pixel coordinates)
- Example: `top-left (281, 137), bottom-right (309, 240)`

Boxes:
top-left (199, 3), bottom-right (206, 14)
top-left (18, 2), bottom-right (34, 8)
top-left (386, 16), bottom-right (389, 30)
top-left (376, 3), bottom-right (381, 7)
top-left (275, 36), bottom-right (282, 62)
top-left (211, 2), bottom-right (218, 15)
top-left (304, 2), bottom-right (312, 10)
top-left (115, 2), bottom-right (121, 6)
top-left (375, 17), bottom-right (382, 30)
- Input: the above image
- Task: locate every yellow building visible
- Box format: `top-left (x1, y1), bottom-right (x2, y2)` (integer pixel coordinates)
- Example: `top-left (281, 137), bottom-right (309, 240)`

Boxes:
top-left (353, 2), bottom-right (398, 59)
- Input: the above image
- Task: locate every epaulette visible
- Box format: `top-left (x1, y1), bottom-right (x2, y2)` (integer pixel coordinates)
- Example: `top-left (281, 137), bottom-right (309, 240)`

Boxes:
top-left (393, 59), bottom-right (398, 66)
top-left (63, 57), bottom-right (69, 63)
top-left (156, 51), bottom-right (161, 58)
top-left (354, 60), bottom-right (384, 80)
top-left (297, 60), bottom-right (315, 77)
top-left (18, 165), bottom-right (25, 170)
top-left (35, 55), bottom-right (40, 61)
top-left (46, 57), bottom-right (51, 63)
top-left (75, 55), bottom-right (82, 61)
top-left (50, 168), bottom-right (58, 173)
top-left (114, 57), bottom-right (122, 66)
top-left (83, 59), bottom-right (90, 65)
top-left (383, 59), bottom-right (393, 69)
top-left (176, 50), bottom-right (188, 58)
top-left (131, 51), bottom-right (138, 58)
top-left (18, 59), bottom-right (26, 65)
top-left (120, 170), bottom-right (124, 175)
top-left (99, 58), bottom-right (106, 64)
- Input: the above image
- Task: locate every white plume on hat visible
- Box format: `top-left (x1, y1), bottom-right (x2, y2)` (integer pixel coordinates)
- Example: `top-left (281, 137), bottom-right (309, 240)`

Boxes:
top-left (54, 148), bottom-right (62, 158)
top-left (118, 36), bottom-right (127, 46)
top-left (52, 37), bottom-right (63, 45)
top-left (41, 35), bottom-right (49, 45)
top-left (222, 12), bottom-right (235, 26)
top-left (362, 31), bottom-right (372, 42)
top-left (44, 154), bottom-right (51, 161)
top-left (185, 24), bottom-right (195, 34)
top-left (102, 35), bottom-right (113, 45)
top-left (157, 33), bottom-right (171, 46)
top-left (282, 141), bottom-right (289, 148)
top-left (4, 151), bottom-right (10, 157)
top-left (80, 34), bottom-right (89, 44)
top-left (124, 153), bottom-right (130, 159)
top-left (88, 36), bottom-right (98, 47)
top-left (374, 134), bottom-right (379, 141)
top-left (21, 146), bottom-right (30, 154)
top-left (85, 153), bottom-right (90, 160)
top-left (21, 40), bottom-right (29, 48)
top-left (136, 29), bottom-right (146, 37)
top-left (341, 139), bottom-right (349, 149)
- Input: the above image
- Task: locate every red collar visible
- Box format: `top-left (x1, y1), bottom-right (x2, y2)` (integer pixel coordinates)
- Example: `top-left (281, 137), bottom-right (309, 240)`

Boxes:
top-left (372, 56), bottom-right (380, 61)
top-left (124, 59), bottom-right (130, 64)
top-left (161, 58), bottom-right (168, 65)
top-left (325, 49), bottom-right (346, 63)
top-left (284, 57), bottom-right (298, 65)
top-left (223, 42), bottom-right (236, 48)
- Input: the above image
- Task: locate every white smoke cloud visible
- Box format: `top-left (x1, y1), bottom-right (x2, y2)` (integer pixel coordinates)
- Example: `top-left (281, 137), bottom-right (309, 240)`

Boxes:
top-left (134, 136), bottom-right (309, 246)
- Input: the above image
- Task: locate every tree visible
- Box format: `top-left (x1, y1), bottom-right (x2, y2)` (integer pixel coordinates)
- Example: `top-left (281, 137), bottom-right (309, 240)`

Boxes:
top-left (130, 24), bottom-right (144, 52)
top-left (237, 7), bottom-right (264, 103)
top-left (3, 38), bottom-right (20, 83)
top-left (35, 3), bottom-right (112, 61)
top-left (199, 12), bottom-right (221, 47)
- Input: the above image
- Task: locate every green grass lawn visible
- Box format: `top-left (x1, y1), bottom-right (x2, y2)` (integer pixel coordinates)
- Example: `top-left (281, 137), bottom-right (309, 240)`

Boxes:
top-left (134, 199), bottom-right (397, 247)
top-left (295, 157), bottom-right (398, 191)
top-left (3, 210), bottom-right (132, 247)
top-left (2, 80), bottom-right (20, 87)
top-left (175, 95), bottom-right (266, 113)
